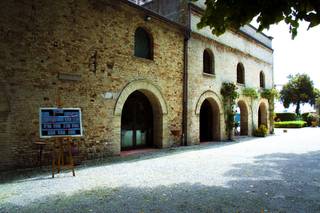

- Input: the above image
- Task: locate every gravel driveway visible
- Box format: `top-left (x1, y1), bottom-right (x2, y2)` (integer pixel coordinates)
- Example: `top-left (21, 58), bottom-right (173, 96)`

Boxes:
top-left (1, 128), bottom-right (320, 212)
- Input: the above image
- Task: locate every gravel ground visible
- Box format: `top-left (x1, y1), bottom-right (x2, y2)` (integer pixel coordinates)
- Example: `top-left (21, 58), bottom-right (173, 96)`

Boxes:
top-left (1, 128), bottom-right (320, 213)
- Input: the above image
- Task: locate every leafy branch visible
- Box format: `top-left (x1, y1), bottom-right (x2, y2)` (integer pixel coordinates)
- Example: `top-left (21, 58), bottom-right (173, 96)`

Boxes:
top-left (194, 0), bottom-right (320, 39)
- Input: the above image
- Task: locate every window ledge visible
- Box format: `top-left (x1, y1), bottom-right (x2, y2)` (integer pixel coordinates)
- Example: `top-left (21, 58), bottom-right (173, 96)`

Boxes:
top-left (237, 83), bottom-right (245, 87)
top-left (132, 55), bottom-right (155, 63)
top-left (202, 72), bottom-right (216, 78)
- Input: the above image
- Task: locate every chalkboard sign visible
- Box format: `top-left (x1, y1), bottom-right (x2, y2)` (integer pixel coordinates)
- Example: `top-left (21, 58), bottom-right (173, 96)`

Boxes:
top-left (40, 108), bottom-right (83, 138)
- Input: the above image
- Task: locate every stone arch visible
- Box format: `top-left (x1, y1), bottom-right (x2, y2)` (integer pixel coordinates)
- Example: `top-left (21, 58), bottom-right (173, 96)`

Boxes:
top-left (114, 80), bottom-right (168, 149)
top-left (115, 80), bottom-right (167, 116)
top-left (195, 91), bottom-right (223, 115)
top-left (258, 100), bottom-right (268, 128)
top-left (196, 91), bottom-right (223, 141)
top-left (237, 99), bottom-right (249, 136)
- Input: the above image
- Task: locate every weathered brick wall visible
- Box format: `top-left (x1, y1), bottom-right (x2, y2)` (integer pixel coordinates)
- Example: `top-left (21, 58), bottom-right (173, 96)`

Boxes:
top-left (0, 0), bottom-right (184, 170)
top-left (0, 79), bottom-right (12, 169)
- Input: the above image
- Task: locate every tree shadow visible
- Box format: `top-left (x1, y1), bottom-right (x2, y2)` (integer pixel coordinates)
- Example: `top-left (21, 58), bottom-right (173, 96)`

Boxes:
top-left (0, 138), bottom-right (256, 184)
top-left (1, 151), bottom-right (320, 212)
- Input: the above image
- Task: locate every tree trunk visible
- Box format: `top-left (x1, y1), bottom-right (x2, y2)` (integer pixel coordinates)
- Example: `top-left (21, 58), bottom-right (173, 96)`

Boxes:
top-left (295, 101), bottom-right (300, 115)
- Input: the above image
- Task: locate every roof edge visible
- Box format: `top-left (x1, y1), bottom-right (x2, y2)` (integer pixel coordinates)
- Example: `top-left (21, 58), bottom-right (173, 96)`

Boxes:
top-left (120, 0), bottom-right (188, 33)
top-left (189, 3), bottom-right (273, 50)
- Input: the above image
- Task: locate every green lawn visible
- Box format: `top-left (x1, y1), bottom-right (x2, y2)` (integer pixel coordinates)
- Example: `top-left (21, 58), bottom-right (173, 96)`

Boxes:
top-left (274, 120), bottom-right (306, 128)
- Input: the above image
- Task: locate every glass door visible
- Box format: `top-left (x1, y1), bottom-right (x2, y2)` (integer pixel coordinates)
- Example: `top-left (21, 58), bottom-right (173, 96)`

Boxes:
top-left (121, 91), bottom-right (153, 150)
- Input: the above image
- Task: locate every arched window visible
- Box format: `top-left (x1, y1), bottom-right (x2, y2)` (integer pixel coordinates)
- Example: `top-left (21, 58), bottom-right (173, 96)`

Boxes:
top-left (237, 63), bottom-right (245, 84)
top-left (203, 49), bottom-right (214, 74)
top-left (134, 27), bottom-right (153, 60)
top-left (260, 71), bottom-right (265, 88)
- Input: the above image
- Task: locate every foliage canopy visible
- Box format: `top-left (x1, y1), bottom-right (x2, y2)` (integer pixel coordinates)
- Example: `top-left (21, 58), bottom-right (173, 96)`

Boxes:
top-left (194, 0), bottom-right (320, 38)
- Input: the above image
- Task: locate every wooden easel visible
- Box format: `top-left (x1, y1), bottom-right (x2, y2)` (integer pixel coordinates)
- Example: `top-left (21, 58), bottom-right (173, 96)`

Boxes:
top-left (52, 137), bottom-right (75, 178)
top-left (51, 94), bottom-right (75, 178)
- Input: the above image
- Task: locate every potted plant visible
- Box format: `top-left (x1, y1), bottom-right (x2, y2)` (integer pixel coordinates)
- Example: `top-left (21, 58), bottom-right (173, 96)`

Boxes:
top-left (253, 125), bottom-right (268, 137)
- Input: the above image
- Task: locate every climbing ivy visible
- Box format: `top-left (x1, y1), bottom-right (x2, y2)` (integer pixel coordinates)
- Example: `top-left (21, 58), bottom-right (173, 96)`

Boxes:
top-left (221, 82), bottom-right (239, 140)
top-left (242, 88), bottom-right (259, 99)
top-left (260, 88), bottom-right (279, 101)
top-left (261, 88), bottom-right (279, 134)
top-left (242, 88), bottom-right (259, 133)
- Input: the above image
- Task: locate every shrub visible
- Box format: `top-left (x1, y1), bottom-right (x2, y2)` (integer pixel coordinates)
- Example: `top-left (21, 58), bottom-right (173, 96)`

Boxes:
top-left (274, 121), bottom-right (306, 128)
top-left (311, 121), bottom-right (319, 127)
top-left (253, 125), bottom-right (268, 137)
top-left (302, 112), bottom-right (319, 126)
top-left (275, 113), bottom-right (297, 121)
top-left (301, 113), bottom-right (312, 126)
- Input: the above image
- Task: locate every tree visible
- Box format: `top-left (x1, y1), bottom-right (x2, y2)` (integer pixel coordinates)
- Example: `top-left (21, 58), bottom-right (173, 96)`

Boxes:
top-left (194, 0), bottom-right (320, 39)
top-left (280, 74), bottom-right (317, 115)
top-left (315, 90), bottom-right (320, 116)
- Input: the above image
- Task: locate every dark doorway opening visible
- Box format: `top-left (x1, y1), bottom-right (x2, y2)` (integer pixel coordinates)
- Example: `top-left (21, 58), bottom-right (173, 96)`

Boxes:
top-left (258, 103), bottom-right (267, 128)
top-left (199, 99), bottom-right (220, 142)
top-left (200, 100), bottom-right (213, 142)
top-left (121, 91), bottom-right (153, 150)
top-left (237, 101), bottom-right (249, 136)
top-left (258, 107), bottom-right (262, 127)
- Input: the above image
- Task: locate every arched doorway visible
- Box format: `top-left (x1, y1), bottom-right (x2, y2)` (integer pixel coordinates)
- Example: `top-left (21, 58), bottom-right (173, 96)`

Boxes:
top-left (115, 80), bottom-right (168, 152)
top-left (121, 91), bottom-right (154, 150)
top-left (200, 99), bottom-right (220, 142)
top-left (258, 102), bottom-right (268, 128)
top-left (237, 100), bottom-right (249, 136)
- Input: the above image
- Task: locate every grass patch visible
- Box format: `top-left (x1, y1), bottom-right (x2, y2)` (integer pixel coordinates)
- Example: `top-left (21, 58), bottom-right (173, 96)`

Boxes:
top-left (274, 120), bottom-right (306, 128)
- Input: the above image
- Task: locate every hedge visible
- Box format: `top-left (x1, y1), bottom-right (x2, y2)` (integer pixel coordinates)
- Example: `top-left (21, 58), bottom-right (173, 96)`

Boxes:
top-left (275, 113), bottom-right (297, 121)
top-left (301, 112), bottom-right (319, 126)
top-left (274, 121), bottom-right (306, 128)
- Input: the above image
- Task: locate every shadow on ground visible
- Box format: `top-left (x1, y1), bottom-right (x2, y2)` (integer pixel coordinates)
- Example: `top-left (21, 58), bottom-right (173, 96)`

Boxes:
top-left (1, 150), bottom-right (320, 213)
top-left (0, 138), bottom-right (258, 184)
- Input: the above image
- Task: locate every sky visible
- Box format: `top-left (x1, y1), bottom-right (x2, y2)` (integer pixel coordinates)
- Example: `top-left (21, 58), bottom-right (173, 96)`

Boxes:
top-left (266, 21), bottom-right (320, 88)
top-left (259, 21), bottom-right (320, 113)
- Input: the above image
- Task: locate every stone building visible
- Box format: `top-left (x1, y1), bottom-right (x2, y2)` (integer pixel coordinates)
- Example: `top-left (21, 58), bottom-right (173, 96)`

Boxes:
top-left (0, 0), bottom-right (273, 171)
top-left (0, 0), bottom-right (186, 170)
top-left (145, 0), bottom-right (274, 144)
